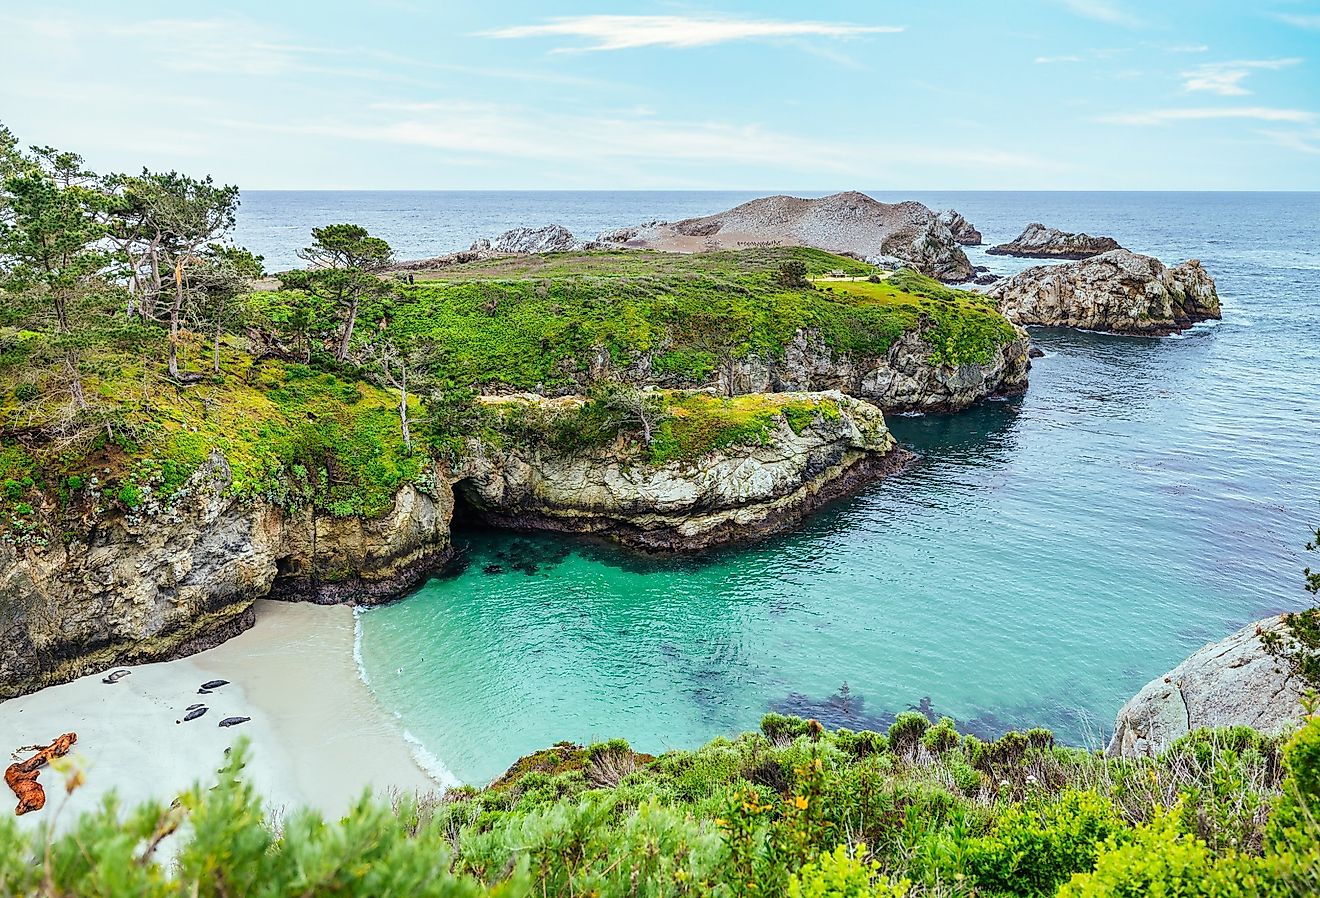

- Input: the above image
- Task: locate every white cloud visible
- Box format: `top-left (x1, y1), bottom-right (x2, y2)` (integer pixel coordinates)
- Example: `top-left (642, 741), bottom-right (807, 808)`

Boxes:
top-left (1166, 44), bottom-right (1209, 53)
top-left (1274, 13), bottom-right (1320, 30)
top-left (1259, 128), bottom-right (1320, 154)
top-left (1035, 55), bottom-right (1084, 64)
top-left (1100, 107), bottom-right (1316, 125)
top-left (482, 15), bottom-right (902, 52)
top-left (1059, 0), bottom-right (1142, 27)
top-left (234, 101), bottom-right (1046, 178)
top-left (1181, 58), bottom-right (1301, 96)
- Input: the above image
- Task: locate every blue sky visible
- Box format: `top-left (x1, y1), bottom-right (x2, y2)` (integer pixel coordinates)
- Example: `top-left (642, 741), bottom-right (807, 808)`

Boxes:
top-left (2, 1), bottom-right (1318, 189)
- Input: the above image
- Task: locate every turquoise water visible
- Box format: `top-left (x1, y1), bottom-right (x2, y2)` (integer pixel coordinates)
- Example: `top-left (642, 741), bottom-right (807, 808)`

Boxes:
top-left (338, 192), bottom-right (1320, 786)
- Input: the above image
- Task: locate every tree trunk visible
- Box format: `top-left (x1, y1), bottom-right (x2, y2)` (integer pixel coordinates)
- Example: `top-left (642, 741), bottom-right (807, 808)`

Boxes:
top-left (335, 296), bottom-right (358, 363)
top-left (65, 351), bottom-right (87, 410)
top-left (398, 363), bottom-right (412, 453)
top-left (143, 239), bottom-right (163, 320)
top-left (169, 259), bottom-right (184, 380)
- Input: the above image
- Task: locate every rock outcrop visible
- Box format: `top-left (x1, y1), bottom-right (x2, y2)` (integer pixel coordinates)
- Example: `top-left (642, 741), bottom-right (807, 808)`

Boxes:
top-left (1108, 617), bottom-right (1308, 758)
top-left (988, 250), bottom-right (1221, 335)
top-left (987, 223), bottom-right (1122, 260)
top-left (0, 452), bottom-right (454, 699)
top-left (455, 391), bottom-right (908, 552)
top-left (597, 193), bottom-right (975, 282)
top-left (557, 326), bottom-right (1031, 415)
top-left (471, 224), bottom-right (580, 255)
top-left (939, 209), bottom-right (982, 246)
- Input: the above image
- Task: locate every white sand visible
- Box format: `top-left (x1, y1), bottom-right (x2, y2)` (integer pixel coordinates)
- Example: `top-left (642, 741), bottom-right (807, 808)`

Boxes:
top-left (1, 600), bottom-right (438, 830)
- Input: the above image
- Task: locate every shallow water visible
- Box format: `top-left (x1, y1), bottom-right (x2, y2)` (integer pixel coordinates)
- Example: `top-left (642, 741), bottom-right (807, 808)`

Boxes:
top-left (237, 191), bottom-right (1320, 786)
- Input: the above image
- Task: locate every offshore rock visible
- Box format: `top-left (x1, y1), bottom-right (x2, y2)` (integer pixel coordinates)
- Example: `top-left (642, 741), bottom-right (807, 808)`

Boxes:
top-left (455, 391), bottom-right (908, 552)
top-left (988, 223), bottom-right (1123, 260)
top-left (0, 452), bottom-right (453, 699)
top-left (603, 192), bottom-right (975, 282)
top-left (1108, 616), bottom-right (1307, 757)
top-left (988, 250), bottom-right (1221, 335)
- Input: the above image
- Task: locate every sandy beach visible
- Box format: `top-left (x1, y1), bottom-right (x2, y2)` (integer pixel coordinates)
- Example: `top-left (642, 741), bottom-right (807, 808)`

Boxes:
top-left (1, 600), bottom-right (439, 830)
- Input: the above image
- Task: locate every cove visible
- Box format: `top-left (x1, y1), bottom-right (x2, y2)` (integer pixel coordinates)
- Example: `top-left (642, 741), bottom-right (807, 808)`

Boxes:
top-left (358, 315), bottom-right (1318, 785)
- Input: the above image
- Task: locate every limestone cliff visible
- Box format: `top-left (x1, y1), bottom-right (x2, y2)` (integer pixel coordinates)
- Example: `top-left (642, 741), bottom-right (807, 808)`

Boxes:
top-left (1108, 616), bottom-right (1307, 758)
top-left (0, 452), bottom-right (454, 699)
top-left (988, 250), bottom-right (1221, 335)
top-left (455, 391), bottom-right (908, 551)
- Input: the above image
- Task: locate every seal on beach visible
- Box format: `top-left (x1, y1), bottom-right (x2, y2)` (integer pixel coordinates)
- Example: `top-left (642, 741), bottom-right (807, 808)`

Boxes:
top-left (102, 670), bottom-right (130, 684)
top-left (199, 680), bottom-right (229, 690)
top-left (180, 707), bottom-right (208, 723)
top-left (219, 717), bottom-right (251, 728)
top-left (185, 703), bottom-right (204, 711)
top-left (5, 732), bottom-right (78, 815)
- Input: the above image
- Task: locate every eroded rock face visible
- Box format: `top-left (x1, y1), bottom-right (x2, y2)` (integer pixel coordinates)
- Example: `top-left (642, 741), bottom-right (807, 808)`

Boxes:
top-left (544, 327), bottom-right (1030, 415)
top-left (988, 250), bottom-right (1221, 335)
top-left (0, 453), bottom-right (454, 699)
top-left (455, 391), bottom-right (908, 551)
top-left (987, 223), bottom-right (1123, 260)
top-left (471, 224), bottom-right (580, 254)
top-left (939, 209), bottom-right (982, 246)
top-left (603, 193), bottom-right (975, 282)
top-left (1108, 617), bottom-right (1307, 758)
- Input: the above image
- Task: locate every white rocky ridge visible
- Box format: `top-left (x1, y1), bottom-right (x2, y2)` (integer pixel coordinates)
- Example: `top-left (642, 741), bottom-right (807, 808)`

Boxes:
top-left (470, 224), bottom-right (583, 254)
top-left (594, 192), bottom-right (977, 281)
top-left (1108, 616), bottom-right (1308, 757)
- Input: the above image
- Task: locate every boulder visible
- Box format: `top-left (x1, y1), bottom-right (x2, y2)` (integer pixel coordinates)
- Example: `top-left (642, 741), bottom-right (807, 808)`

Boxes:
top-left (987, 223), bottom-right (1122, 260)
top-left (988, 249), bottom-right (1221, 335)
top-left (1108, 616), bottom-right (1308, 757)
top-left (601, 192), bottom-right (975, 282)
top-left (470, 224), bottom-right (580, 255)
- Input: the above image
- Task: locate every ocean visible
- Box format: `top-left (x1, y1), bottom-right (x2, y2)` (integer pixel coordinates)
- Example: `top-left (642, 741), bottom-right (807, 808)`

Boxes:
top-left (239, 191), bottom-right (1320, 786)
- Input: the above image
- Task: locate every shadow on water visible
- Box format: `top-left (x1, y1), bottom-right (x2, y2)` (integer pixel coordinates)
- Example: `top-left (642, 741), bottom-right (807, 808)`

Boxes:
top-left (770, 683), bottom-right (1107, 745)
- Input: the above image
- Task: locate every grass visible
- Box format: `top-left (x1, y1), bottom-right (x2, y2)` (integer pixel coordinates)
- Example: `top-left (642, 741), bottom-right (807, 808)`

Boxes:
top-left (1, 248), bottom-right (1013, 529)
top-left (315, 249), bottom-right (1019, 393)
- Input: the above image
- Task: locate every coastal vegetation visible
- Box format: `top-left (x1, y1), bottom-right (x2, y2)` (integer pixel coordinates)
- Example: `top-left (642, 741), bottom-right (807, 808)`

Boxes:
top-left (2, 713), bottom-right (1317, 896)
top-left (0, 121), bottom-right (1018, 538)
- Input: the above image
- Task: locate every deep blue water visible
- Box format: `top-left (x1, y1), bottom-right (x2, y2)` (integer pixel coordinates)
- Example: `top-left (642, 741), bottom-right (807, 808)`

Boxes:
top-left (241, 191), bottom-right (1320, 786)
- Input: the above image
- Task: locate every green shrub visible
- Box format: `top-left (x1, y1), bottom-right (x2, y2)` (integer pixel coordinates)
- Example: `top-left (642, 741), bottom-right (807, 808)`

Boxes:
top-left (887, 712), bottom-right (930, 757)
top-left (787, 844), bottom-right (908, 898)
top-left (921, 718), bottom-right (960, 755)
top-left (117, 483), bottom-right (143, 508)
top-left (965, 789), bottom-right (1127, 896)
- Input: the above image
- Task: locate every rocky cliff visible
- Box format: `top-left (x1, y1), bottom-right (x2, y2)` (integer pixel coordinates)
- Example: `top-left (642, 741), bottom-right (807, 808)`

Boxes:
top-left (470, 224), bottom-right (582, 255)
top-left (1108, 616), bottom-right (1307, 757)
top-left (939, 210), bottom-right (982, 246)
top-left (596, 193), bottom-right (976, 282)
top-left (987, 223), bottom-right (1123, 260)
top-left (988, 250), bottom-right (1221, 335)
top-left (562, 326), bottom-right (1030, 415)
top-left (0, 453), bottom-right (454, 699)
top-left (455, 391), bottom-right (907, 551)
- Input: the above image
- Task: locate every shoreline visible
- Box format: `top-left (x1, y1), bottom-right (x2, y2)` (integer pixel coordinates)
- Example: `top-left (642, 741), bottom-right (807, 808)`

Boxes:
top-left (1, 600), bottom-right (439, 828)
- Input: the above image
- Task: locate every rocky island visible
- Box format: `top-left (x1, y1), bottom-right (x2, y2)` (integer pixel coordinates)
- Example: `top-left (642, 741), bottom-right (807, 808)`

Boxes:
top-left (987, 249), bottom-right (1221, 335)
top-left (987, 222), bottom-right (1124, 259)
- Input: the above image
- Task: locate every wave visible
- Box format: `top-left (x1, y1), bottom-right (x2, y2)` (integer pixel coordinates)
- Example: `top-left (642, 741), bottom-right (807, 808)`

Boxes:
top-left (353, 607), bottom-right (462, 788)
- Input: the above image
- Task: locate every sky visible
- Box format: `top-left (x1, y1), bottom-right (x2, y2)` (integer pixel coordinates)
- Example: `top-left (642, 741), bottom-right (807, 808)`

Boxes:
top-left (1, 1), bottom-right (1318, 190)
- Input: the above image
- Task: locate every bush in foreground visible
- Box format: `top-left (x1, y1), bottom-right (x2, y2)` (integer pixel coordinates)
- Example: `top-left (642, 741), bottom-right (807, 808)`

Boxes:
top-left (1, 715), bottom-right (1317, 897)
